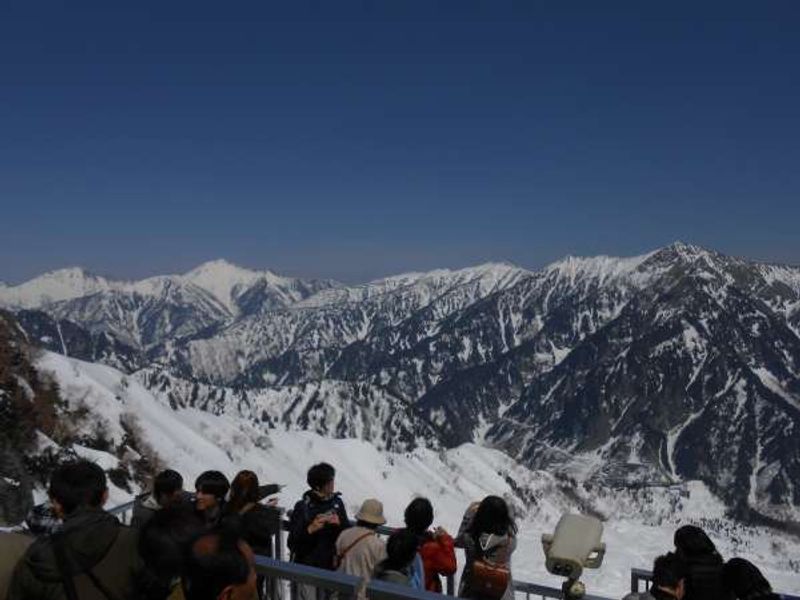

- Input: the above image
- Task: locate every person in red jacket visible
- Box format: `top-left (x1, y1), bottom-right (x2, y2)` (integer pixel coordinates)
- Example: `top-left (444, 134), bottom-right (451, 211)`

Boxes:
top-left (404, 497), bottom-right (457, 593)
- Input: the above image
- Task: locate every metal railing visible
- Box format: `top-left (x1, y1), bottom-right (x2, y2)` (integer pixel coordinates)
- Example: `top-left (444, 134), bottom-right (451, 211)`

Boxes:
top-left (629, 568), bottom-right (652, 595)
top-left (255, 555), bottom-right (362, 600)
top-left (107, 499), bottom-right (136, 525)
top-left (368, 578), bottom-right (458, 600)
top-left (252, 555), bottom-right (595, 600)
top-left (511, 580), bottom-right (611, 600)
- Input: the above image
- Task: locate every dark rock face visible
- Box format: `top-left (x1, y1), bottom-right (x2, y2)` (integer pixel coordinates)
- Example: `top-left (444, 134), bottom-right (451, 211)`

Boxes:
top-left (13, 309), bottom-right (144, 372)
top-left (4, 245), bottom-right (800, 517)
top-left (487, 246), bottom-right (800, 517)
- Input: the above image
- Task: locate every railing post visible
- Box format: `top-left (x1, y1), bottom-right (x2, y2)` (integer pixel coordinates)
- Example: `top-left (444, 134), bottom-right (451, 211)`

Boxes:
top-left (276, 509), bottom-right (285, 562)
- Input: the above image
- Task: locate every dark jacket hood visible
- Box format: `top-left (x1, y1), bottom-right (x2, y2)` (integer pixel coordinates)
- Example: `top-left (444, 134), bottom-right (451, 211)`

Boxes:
top-left (301, 489), bottom-right (341, 507)
top-left (24, 506), bottom-right (120, 582)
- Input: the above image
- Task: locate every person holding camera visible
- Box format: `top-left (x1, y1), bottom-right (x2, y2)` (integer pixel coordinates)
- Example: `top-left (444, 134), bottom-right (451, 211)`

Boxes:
top-left (288, 463), bottom-right (350, 572)
top-left (404, 497), bottom-right (457, 593)
top-left (455, 496), bottom-right (517, 600)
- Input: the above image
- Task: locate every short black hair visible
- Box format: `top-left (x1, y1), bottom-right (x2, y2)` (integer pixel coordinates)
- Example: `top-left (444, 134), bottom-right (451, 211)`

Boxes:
top-left (183, 530), bottom-right (252, 600)
top-left (381, 529), bottom-right (419, 571)
top-left (307, 463), bottom-right (335, 491)
top-left (154, 469), bottom-right (184, 503)
top-left (195, 471), bottom-right (230, 500)
top-left (674, 525), bottom-right (719, 559)
top-left (139, 506), bottom-right (204, 580)
top-left (404, 497), bottom-right (433, 534)
top-left (49, 460), bottom-right (107, 515)
top-left (652, 552), bottom-right (687, 589)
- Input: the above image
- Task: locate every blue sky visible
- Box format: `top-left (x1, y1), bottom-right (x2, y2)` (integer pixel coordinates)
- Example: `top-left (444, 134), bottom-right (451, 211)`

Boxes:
top-left (1, 2), bottom-right (798, 283)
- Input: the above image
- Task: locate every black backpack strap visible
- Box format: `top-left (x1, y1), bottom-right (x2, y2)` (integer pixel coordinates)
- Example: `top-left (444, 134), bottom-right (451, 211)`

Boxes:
top-left (84, 569), bottom-right (121, 600)
top-left (51, 534), bottom-right (80, 600)
top-left (50, 532), bottom-right (121, 600)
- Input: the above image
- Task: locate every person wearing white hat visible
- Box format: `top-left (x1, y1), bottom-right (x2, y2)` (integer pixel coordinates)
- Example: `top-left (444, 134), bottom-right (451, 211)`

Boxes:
top-left (335, 499), bottom-right (388, 599)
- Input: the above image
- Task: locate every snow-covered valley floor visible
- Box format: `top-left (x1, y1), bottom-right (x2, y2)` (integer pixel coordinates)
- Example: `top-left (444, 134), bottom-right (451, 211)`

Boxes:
top-left (35, 352), bottom-right (800, 597)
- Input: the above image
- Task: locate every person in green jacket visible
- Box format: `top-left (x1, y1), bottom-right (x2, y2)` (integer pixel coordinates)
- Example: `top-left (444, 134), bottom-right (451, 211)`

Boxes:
top-left (8, 460), bottom-right (144, 600)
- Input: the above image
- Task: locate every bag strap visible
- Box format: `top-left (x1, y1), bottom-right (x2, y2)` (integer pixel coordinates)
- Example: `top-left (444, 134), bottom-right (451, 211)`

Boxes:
top-left (51, 534), bottom-right (80, 600)
top-left (51, 532), bottom-right (121, 600)
top-left (84, 569), bottom-right (121, 600)
top-left (475, 534), bottom-right (510, 567)
top-left (337, 531), bottom-right (375, 562)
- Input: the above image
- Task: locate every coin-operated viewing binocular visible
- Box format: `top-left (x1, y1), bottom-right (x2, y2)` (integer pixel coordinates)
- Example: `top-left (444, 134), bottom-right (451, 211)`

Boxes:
top-left (541, 514), bottom-right (606, 600)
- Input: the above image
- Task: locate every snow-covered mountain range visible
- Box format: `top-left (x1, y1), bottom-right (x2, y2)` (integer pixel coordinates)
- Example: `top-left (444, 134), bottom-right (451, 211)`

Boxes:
top-left (3, 243), bottom-right (800, 523)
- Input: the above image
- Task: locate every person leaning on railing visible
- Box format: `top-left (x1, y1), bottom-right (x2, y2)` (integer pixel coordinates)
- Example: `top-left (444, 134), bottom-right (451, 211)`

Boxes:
top-left (287, 463), bottom-right (350, 600)
top-left (454, 496), bottom-right (517, 600)
top-left (334, 498), bottom-right (387, 600)
top-left (404, 497), bottom-right (457, 593)
top-left (373, 529), bottom-right (420, 586)
top-left (222, 470), bottom-right (282, 600)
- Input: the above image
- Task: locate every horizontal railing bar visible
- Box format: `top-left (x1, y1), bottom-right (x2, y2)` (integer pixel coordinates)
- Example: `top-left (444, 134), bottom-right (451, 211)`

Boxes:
top-left (366, 579), bottom-right (455, 600)
top-left (255, 555), bottom-right (362, 594)
top-left (107, 500), bottom-right (136, 516)
top-left (511, 580), bottom-right (611, 600)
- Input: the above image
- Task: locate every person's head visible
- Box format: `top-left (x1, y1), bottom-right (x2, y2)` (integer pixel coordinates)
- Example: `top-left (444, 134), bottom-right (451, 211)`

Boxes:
top-left (355, 498), bottom-right (386, 529)
top-left (404, 497), bottom-right (433, 535)
top-left (652, 552), bottom-right (687, 600)
top-left (307, 463), bottom-right (335, 498)
top-left (674, 525), bottom-right (719, 560)
top-left (139, 506), bottom-right (205, 581)
top-left (195, 471), bottom-right (230, 512)
top-left (723, 558), bottom-right (775, 600)
top-left (183, 530), bottom-right (257, 600)
top-left (382, 529), bottom-right (419, 572)
top-left (154, 469), bottom-right (184, 507)
top-left (469, 495), bottom-right (516, 538)
top-left (228, 471), bottom-right (260, 514)
top-left (48, 460), bottom-right (108, 518)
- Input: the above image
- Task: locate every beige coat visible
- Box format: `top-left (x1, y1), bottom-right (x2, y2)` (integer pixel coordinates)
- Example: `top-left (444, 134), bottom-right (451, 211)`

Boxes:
top-left (335, 526), bottom-right (386, 600)
top-left (0, 532), bottom-right (33, 600)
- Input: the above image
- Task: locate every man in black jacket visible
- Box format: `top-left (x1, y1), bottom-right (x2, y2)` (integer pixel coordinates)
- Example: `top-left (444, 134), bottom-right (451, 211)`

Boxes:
top-left (287, 463), bottom-right (349, 600)
top-left (131, 468), bottom-right (186, 529)
top-left (8, 460), bottom-right (143, 600)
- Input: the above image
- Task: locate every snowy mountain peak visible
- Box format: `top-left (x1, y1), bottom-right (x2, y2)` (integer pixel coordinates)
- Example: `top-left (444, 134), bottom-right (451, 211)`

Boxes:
top-left (0, 266), bottom-right (111, 308)
top-left (370, 261), bottom-right (529, 287)
top-left (182, 259), bottom-right (331, 314)
top-left (544, 251), bottom-right (655, 285)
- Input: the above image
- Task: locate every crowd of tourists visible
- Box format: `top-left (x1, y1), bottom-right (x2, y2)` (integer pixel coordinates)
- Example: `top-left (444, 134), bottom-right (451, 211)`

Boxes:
top-left (0, 459), bottom-right (786, 600)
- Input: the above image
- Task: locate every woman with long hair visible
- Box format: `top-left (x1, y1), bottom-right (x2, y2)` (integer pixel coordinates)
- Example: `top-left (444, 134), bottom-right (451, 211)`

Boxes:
top-left (223, 470), bottom-right (282, 599)
top-left (454, 496), bottom-right (517, 600)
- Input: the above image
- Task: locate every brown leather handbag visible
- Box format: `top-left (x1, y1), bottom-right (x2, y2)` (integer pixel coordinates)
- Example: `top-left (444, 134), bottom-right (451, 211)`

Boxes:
top-left (469, 537), bottom-right (510, 600)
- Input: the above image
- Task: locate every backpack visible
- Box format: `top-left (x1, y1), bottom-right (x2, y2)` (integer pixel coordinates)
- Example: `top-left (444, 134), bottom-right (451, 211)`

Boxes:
top-left (409, 553), bottom-right (425, 590)
top-left (469, 535), bottom-right (510, 600)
